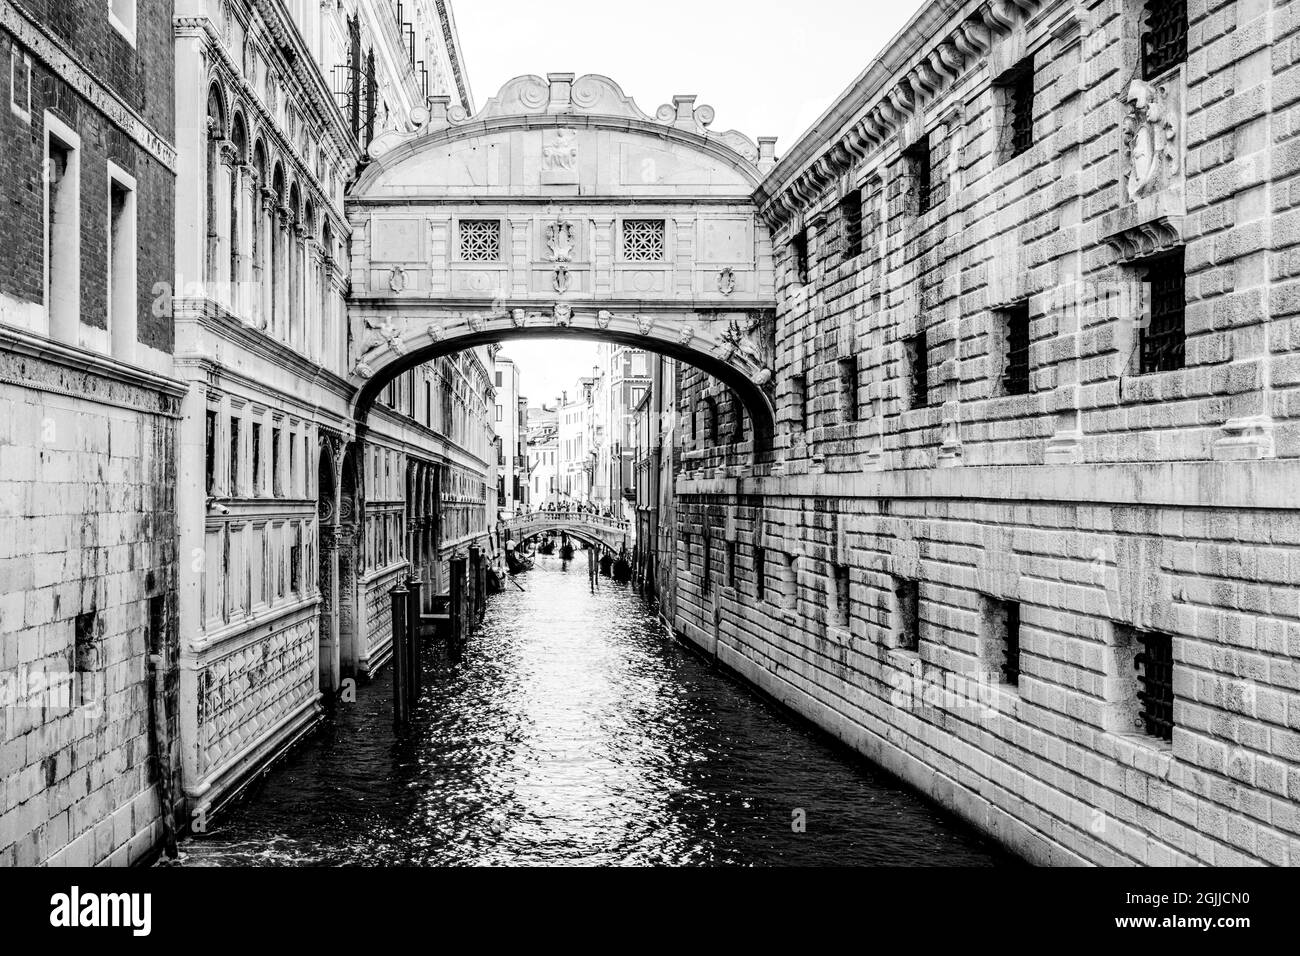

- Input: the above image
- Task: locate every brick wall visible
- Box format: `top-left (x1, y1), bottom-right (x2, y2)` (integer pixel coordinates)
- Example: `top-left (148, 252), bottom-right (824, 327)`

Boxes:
top-left (668, 0), bottom-right (1300, 865)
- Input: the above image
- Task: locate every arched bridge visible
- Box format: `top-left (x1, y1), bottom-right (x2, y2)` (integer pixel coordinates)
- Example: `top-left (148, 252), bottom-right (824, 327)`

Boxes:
top-left (503, 511), bottom-right (630, 552)
top-left (345, 72), bottom-right (779, 452)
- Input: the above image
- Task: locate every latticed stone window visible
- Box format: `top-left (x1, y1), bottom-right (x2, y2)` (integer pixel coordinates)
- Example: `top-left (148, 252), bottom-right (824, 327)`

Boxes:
top-left (621, 218), bottom-right (666, 261)
top-left (1142, 0), bottom-right (1187, 80)
top-left (1139, 250), bottom-right (1185, 374)
top-left (459, 219), bottom-right (501, 261)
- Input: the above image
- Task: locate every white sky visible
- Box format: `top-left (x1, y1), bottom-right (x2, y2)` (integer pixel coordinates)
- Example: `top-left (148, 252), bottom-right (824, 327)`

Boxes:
top-left (452, 0), bottom-right (926, 404)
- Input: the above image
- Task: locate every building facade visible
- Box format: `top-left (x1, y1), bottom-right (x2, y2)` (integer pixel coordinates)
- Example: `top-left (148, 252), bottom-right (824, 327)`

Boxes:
top-left (492, 353), bottom-right (528, 515)
top-left (170, 0), bottom-right (489, 826)
top-left (666, 0), bottom-right (1300, 865)
top-left (595, 342), bottom-right (650, 518)
top-left (527, 404), bottom-right (559, 506)
top-left (0, 0), bottom-right (181, 867)
top-left (557, 376), bottom-right (596, 504)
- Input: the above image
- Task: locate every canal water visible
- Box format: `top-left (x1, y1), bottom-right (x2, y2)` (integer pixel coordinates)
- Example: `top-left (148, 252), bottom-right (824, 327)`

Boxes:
top-left (170, 555), bottom-right (1012, 866)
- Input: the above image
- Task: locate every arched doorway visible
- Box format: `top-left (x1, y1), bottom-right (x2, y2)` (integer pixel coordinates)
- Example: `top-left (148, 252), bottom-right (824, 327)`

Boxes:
top-left (316, 434), bottom-right (341, 694)
top-left (336, 442), bottom-right (361, 677)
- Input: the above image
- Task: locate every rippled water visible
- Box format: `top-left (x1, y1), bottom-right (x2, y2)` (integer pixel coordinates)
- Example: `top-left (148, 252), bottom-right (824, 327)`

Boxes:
top-left (170, 555), bottom-right (1012, 866)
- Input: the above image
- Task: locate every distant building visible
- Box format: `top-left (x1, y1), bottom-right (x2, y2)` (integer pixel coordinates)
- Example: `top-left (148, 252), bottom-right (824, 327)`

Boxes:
top-left (492, 355), bottom-right (528, 514)
top-left (557, 377), bottom-right (596, 503)
top-left (526, 404), bottom-right (559, 505)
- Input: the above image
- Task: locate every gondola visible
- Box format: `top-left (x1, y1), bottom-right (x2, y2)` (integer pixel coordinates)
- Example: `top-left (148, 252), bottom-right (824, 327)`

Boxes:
top-left (612, 548), bottom-right (632, 583)
top-left (537, 537), bottom-right (555, 555)
top-left (505, 548), bottom-right (533, 574)
top-left (559, 542), bottom-right (575, 560)
top-left (599, 552), bottom-right (613, 576)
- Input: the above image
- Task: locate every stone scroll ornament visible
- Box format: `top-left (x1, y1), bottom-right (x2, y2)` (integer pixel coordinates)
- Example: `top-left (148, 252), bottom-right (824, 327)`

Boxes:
top-left (547, 220), bottom-right (575, 262)
top-left (1123, 76), bottom-right (1180, 201)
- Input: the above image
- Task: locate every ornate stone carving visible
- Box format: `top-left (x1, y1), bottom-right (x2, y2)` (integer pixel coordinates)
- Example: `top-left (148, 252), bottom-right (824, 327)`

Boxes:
top-left (388, 265), bottom-right (407, 293)
top-left (553, 303), bottom-right (573, 327)
top-left (354, 361), bottom-right (375, 379)
top-left (677, 325), bottom-right (694, 346)
top-left (1122, 76), bottom-right (1181, 202)
top-left (552, 265), bottom-right (571, 294)
top-left (596, 309), bottom-right (613, 330)
top-left (511, 308), bottom-right (527, 328)
top-left (467, 312), bottom-right (486, 332)
top-left (364, 317), bottom-right (405, 354)
top-left (427, 324), bottom-right (443, 343)
top-left (542, 128), bottom-right (578, 173)
top-left (546, 219), bottom-right (575, 262)
top-left (718, 267), bottom-right (736, 296)
top-left (635, 314), bottom-right (654, 335)
top-left (718, 314), bottom-right (775, 385)
top-left (1103, 216), bottom-right (1182, 264)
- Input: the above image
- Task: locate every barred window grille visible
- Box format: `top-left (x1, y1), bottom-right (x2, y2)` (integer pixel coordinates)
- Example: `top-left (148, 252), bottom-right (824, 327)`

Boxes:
top-left (839, 189), bottom-right (863, 259)
top-left (906, 331), bottom-right (928, 409)
top-left (1002, 302), bottom-right (1031, 395)
top-left (459, 219), bottom-right (501, 261)
top-left (622, 219), bottom-right (666, 261)
top-left (907, 135), bottom-right (933, 214)
top-left (1008, 60), bottom-right (1035, 158)
top-left (1140, 252), bottom-right (1185, 374)
top-left (1001, 600), bottom-right (1021, 686)
top-left (1134, 631), bottom-right (1174, 741)
top-left (1142, 0), bottom-right (1187, 80)
top-left (792, 228), bottom-right (810, 283)
top-left (896, 578), bottom-right (920, 651)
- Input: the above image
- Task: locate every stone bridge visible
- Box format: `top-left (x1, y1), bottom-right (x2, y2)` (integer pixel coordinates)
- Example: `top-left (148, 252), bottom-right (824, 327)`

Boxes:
top-left (503, 511), bottom-right (630, 552)
top-left (344, 72), bottom-right (780, 452)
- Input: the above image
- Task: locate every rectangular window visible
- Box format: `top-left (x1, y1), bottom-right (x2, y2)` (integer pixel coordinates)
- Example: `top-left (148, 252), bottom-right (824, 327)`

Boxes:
top-left (838, 355), bottom-right (859, 422)
top-left (998, 58), bottom-right (1035, 161)
top-left (895, 577), bottom-right (920, 652)
top-left (496, 404), bottom-right (503, 422)
top-left (205, 409), bottom-right (217, 495)
top-left (291, 524), bottom-right (302, 593)
top-left (1135, 630), bottom-right (1175, 741)
top-left (791, 228), bottom-right (809, 284)
top-left (983, 596), bottom-right (1022, 686)
top-left (839, 189), bottom-right (863, 260)
top-left (832, 562), bottom-right (851, 628)
top-left (272, 426), bottom-right (282, 496)
top-left (459, 219), bottom-right (501, 261)
top-left (288, 432), bottom-right (297, 497)
top-left (725, 541), bottom-right (737, 589)
top-left (754, 545), bottom-right (766, 600)
top-left (109, 0), bottom-right (136, 45)
top-left (791, 372), bottom-right (809, 431)
top-left (622, 219), bottom-right (666, 261)
top-left (1139, 251), bottom-right (1185, 374)
top-left (1142, 0), bottom-right (1187, 80)
top-left (107, 169), bottom-right (137, 361)
top-left (45, 121), bottom-right (80, 344)
top-left (905, 134), bottom-right (932, 214)
top-left (702, 535), bottom-right (712, 595)
top-left (494, 371), bottom-right (502, 387)
top-left (905, 331), bottom-right (928, 409)
top-left (251, 423), bottom-right (262, 494)
top-left (228, 418), bottom-right (240, 495)
top-left (10, 49), bottom-right (31, 122)
top-left (1000, 302), bottom-right (1031, 395)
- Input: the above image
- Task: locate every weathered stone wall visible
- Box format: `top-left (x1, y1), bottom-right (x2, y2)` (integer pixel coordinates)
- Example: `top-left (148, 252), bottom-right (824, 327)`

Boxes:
top-left (671, 0), bottom-right (1300, 865)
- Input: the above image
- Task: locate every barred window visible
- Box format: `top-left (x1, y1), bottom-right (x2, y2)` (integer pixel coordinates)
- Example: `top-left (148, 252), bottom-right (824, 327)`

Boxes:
top-left (1142, 0), bottom-right (1187, 80)
top-left (1000, 301), bottom-right (1031, 395)
top-left (622, 218), bottom-right (666, 261)
top-left (1004, 58), bottom-right (1034, 160)
top-left (838, 355), bottom-right (859, 422)
top-left (983, 596), bottom-right (1021, 687)
top-left (1139, 251), bottom-right (1185, 374)
top-left (459, 219), bottom-right (501, 261)
top-left (895, 577), bottom-right (919, 652)
top-left (1134, 630), bottom-right (1174, 741)
top-left (791, 227), bottom-right (810, 283)
top-left (905, 134), bottom-right (933, 214)
top-left (839, 189), bottom-right (863, 259)
top-left (905, 331), bottom-right (928, 409)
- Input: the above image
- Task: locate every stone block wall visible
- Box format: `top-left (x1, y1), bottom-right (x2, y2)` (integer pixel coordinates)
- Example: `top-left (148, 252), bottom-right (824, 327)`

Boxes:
top-left (669, 0), bottom-right (1300, 865)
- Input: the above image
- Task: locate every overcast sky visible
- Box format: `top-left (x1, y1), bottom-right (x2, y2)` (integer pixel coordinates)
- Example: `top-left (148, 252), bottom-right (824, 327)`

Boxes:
top-left (452, 0), bottom-right (926, 405)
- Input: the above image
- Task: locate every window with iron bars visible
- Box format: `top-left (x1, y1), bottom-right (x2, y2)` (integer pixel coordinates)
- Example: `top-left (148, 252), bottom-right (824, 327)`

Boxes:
top-left (839, 188), bottom-right (863, 260)
top-left (983, 596), bottom-right (1021, 686)
top-left (1000, 301), bottom-right (1031, 395)
top-left (791, 227), bottom-right (810, 283)
top-left (905, 134), bottom-right (933, 214)
top-left (1002, 58), bottom-right (1034, 160)
top-left (905, 331), bottom-right (928, 409)
top-left (1139, 250), bottom-right (1185, 374)
top-left (1134, 630), bottom-right (1174, 741)
top-left (1142, 0), bottom-right (1187, 80)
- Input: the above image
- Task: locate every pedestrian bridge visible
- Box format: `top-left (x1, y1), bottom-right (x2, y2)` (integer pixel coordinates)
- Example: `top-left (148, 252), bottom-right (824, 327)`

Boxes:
top-left (503, 511), bottom-right (630, 551)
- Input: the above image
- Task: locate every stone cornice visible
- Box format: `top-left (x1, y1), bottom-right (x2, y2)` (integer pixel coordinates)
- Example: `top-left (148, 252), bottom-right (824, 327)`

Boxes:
top-left (433, 0), bottom-right (473, 114)
top-left (2, 0), bottom-right (177, 170)
top-left (754, 0), bottom-right (1053, 229)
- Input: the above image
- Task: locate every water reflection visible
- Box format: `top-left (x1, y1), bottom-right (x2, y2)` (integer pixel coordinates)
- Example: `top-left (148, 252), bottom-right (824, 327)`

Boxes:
top-left (171, 555), bottom-right (1011, 866)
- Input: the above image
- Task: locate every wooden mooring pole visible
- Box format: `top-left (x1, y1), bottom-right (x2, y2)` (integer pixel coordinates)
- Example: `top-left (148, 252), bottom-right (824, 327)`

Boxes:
top-left (449, 553), bottom-right (467, 643)
top-left (405, 573), bottom-right (422, 706)
top-left (390, 582), bottom-right (410, 728)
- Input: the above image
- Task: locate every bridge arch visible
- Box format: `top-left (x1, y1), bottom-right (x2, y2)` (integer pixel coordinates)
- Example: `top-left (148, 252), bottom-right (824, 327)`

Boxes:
top-left (344, 72), bottom-right (779, 453)
top-left (504, 512), bottom-right (631, 553)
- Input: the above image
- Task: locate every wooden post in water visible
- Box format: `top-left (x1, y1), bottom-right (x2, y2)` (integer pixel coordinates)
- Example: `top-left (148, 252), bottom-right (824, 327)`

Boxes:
top-left (469, 545), bottom-right (483, 620)
top-left (406, 573), bottom-right (422, 706)
top-left (390, 582), bottom-right (410, 728)
top-left (449, 553), bottom-right (466, 643)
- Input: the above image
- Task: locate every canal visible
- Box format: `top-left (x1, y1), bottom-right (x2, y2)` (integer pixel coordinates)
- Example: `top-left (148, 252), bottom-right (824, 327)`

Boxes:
top-left (170, 555), bottom-right (1013, 866)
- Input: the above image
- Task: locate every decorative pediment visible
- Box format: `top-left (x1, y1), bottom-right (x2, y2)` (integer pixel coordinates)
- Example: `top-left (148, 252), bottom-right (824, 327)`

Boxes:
top-left (1102, 215), bottom-right (1183, 263)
